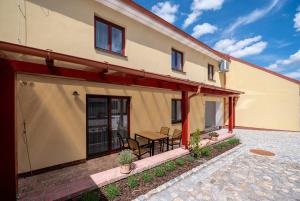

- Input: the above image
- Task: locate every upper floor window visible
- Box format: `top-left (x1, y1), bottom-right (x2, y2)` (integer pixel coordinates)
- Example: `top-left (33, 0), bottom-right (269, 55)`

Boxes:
top-left (95, 16), bottom-right (125, 55)
top-left (208, 64), bottom-right (214, 80)
top-left (171, 49), bottom-right (183, 71)
top-left (172, 99), bottom-right (182, 124)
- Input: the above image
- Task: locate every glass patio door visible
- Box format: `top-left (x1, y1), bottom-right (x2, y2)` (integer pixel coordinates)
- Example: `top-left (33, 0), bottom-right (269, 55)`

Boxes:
top-left (87, 96), bottom-right (129, 158)
top-left (87, 97), bottom-right (109, 157)
top-left (111, 98), bottom-right (129, 150)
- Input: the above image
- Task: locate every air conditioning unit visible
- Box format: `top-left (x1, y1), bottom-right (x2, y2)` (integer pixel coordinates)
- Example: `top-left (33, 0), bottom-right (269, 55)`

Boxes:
top-left (219, 60), bottom-right (230, 72)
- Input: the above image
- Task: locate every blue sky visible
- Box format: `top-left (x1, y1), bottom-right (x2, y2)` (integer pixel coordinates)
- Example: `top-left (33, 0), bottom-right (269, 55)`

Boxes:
top-left (133, 0), bottom-right (300, 80)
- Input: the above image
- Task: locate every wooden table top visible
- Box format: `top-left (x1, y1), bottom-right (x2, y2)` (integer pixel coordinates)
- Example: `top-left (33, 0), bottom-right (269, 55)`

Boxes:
top-left (135, 131), bottom-right (168, 141)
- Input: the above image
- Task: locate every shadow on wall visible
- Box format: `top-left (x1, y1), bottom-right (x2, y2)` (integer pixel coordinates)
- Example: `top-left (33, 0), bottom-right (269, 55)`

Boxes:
top-left (16, 74), bottom-right (182, 172)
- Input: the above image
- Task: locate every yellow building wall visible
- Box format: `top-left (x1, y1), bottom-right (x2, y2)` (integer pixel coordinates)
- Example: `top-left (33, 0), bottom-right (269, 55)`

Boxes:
top-left (0, 0), bottom-right (224, 87)
top-left (226, 59), bottom-right (300, 131)
top-left (17, 74), bottom-right (221, 173)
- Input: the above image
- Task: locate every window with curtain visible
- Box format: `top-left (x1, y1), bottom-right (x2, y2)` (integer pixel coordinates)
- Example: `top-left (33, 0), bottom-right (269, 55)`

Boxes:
top-left (208, 64), bottom-right (214, 80)
top-left (172, 99), bottom-right (182, 123)
top-left (95, 16), bottom-right (125, 55)
top-left (171, 49), bottom-right (183, 71)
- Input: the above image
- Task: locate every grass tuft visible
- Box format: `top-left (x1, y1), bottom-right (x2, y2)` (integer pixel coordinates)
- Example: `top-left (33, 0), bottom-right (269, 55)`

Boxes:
top-left (104, 184), bottom-right (120, 200)
top-left (175, 158), bottom-right (185, 166)
top-left (164, 161), bottom-right (176, 171)
top-left (141, 170), bottom-right (154, 183)
top-left (127, 176), bottom-right (139, 189)
top-left (154, 166), bottom-right (166, 177)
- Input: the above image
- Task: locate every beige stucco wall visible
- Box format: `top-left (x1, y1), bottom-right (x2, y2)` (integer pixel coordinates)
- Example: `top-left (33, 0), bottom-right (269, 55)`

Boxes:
top-left (0, 0), bottom-right (224, 87)
top-left (17, 74), bottom-right (222, 173)
top-left (226, 59), bottom-right (300, 131)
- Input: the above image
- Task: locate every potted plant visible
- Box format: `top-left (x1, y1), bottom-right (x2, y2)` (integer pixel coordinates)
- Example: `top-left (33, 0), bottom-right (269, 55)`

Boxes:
top-left (118, 149), bottom-right (134, 174)
top-left (209, 132), bottom-right (219, 141)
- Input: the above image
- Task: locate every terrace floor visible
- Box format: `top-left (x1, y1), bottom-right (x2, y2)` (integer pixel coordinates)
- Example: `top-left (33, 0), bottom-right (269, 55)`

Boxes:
top-left (17, 130), bottom-right (233, 201)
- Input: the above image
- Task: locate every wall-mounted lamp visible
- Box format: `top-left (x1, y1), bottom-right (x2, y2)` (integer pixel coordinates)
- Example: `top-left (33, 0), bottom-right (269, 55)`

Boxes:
top-left (72, 91), bottom-right (80, 96)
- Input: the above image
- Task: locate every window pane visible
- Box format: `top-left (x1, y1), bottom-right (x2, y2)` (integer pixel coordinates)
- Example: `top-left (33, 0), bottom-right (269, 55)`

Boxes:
top-left (172, 100), bottom-right (176, 121)
top-left (176, 52), bottom-right (182, 70)
top-left (111, 27), bottom-right (122, 54)
top-left (176, 101), bottom-right (181, 121)
top-left (171, 50), bottom-right (176, 68)
top-left (96, 21), bottom-right (109, 50)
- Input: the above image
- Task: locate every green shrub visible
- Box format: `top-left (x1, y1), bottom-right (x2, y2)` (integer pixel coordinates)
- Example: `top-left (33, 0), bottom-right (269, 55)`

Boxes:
top-left (214, 142), bottom-right (227, 150)
top-left (227, 138), bottom-right (240, 145)
top-left (117, 150), bottom-right (134, 165)
top-left (190, 129), bottom-right (201, 158)
top-left (192, 146), bottom-right (202, 158)
top-left (164, 161), bottom-right (176, 171)
top-left (80, 191), bottom-right (99, 201)
top-left (201, 147), bottom-right (212, 157)
top-left (104, 184), bottom-right (120, 200)
top-left (154, 166), bottom-right (166, 177)
top-left (186, 155), bottom-right (194, 163)
top-left (127, 176), bottom-right (139, 189)
top-left (142, 171), bottom-right (154, 183)
top-left (175, 158), bottom-right (185, 166)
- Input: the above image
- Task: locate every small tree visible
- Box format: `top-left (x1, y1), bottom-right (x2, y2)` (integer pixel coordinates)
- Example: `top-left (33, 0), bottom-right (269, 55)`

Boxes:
top-left (190, 129), bottom-right (201, 158)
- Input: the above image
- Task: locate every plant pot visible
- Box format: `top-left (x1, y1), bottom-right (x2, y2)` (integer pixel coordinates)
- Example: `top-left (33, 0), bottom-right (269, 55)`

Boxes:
top-left (211, 136), bottom-right (218, 141)
top-left (120, 164), bottom-right (131, 174)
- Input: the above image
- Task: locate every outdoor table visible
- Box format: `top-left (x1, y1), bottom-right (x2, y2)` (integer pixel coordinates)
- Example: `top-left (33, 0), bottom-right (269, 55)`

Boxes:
top-left (135, 131), bottom-right (169, 156)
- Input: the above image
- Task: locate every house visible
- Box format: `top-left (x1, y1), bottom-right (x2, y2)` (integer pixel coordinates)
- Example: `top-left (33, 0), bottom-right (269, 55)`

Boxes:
top-left (0, 0), bottom-right (299, 199)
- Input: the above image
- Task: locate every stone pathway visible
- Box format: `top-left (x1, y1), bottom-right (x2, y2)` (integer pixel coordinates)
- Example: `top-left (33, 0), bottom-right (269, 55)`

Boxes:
top-left (136, 129), bottom-right (300, 201)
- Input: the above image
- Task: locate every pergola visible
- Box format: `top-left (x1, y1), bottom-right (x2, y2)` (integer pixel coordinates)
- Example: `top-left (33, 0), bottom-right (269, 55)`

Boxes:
top-left (0, 41), bottom-right (243, 199)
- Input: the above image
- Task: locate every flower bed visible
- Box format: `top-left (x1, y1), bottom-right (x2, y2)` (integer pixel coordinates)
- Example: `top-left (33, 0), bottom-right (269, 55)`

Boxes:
top-left (75, 137), bottom-right (240, 201)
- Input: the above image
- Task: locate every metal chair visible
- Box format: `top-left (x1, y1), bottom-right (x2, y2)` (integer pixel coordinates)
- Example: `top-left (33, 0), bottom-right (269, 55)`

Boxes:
top-left (127, 138), bottom-right (150, 160)
top-left (162, 129), bottom-right (182, 151)
top-left (117, 132), bottom-right (129, 150)
top-left (159, 127), bottom-right (170, 152)
top-left (160, 127), bottom-right (170, 135)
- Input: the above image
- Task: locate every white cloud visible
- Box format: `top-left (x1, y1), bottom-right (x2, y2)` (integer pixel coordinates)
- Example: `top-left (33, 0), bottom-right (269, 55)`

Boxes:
top-left (191, 0), bottom-right (224, 10)
top-left (191, 23), bottom-right (218, 38)
top-left (224, 0), bottom-right (280, 35)
top-left (183, 0), bottom-right (224, 28)
top-left (183, 11), bottom-right (202, 29)
top-left (294, 8), bottom-right (300, 32)
top-left (214, 36), bottom-right (267, 58)
top-left (268, 49), bottom-right (300, 70)
top-left (284, 70), bottom-right (300, 79)
top-left (151, 1), bottom-right (179, 24)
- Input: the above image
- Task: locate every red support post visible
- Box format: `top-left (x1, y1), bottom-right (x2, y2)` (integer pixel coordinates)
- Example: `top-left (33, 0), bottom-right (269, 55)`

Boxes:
top-left (0, 60), bottom-right (17, 200)
top-left (233, 97), bottom-right (236, 128)
top-left (228, 96), bottom-right (233, 133)
top-left (181, 91), bottom-right (190, 149)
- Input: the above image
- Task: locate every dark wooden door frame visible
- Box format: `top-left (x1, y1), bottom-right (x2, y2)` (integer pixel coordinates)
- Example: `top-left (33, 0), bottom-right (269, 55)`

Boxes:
top-left (86, 94), bottom-right (131, 159)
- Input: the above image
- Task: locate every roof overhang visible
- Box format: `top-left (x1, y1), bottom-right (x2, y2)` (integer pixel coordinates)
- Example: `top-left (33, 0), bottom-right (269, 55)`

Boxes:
top-left (0, 41), bottom-right (243, 96)
top-left (95, 0), bottom-right (228, 62)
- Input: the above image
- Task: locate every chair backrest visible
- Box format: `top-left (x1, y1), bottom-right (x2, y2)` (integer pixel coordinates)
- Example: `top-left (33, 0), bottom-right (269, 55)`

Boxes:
top-left (127, 138), bottom-right (140, 152)
top-left (117, 132), bottom-right (124, 149)
top-left (172, 129), bottom-right (182, 139)
top-left (160, 127), bottom-right (170, 136)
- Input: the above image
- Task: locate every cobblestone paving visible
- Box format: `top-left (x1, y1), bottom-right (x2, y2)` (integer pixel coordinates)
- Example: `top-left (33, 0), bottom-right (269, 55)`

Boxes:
top-left (136, 129), bottom-right (300, 201)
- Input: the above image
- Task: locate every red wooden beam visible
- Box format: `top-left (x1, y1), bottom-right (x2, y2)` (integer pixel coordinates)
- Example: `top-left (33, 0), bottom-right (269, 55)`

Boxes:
top-left (8, 60), bottom-right (186, 91)
top-left (228, 97), bottom-right (233, 133)
top-left (0, 59), bottom-right (17, 200)
top-left (181, 91), bottom-right (190, 149)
